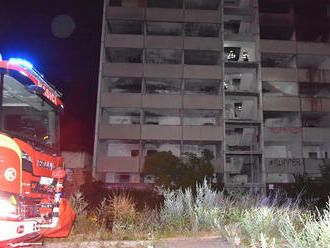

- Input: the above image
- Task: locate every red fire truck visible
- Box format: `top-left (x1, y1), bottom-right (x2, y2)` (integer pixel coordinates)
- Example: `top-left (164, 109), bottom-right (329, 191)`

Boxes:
top-left (0, 57), bottom-right (74, 247)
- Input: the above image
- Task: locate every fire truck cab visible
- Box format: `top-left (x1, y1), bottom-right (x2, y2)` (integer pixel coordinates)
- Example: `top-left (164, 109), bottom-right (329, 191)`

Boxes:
top-left (0, 57), bottom-right (74, 247)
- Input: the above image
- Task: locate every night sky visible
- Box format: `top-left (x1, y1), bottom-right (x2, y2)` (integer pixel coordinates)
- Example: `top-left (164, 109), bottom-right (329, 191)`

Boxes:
top-left (0, 0), bottom-right (103, 153)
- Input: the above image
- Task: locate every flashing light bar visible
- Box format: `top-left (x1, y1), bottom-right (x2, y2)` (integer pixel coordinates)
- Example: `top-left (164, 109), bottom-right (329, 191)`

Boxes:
top-left (0, 53), bottom-right (2, 61)
top-left (8, 58), bottom-right (33, 69)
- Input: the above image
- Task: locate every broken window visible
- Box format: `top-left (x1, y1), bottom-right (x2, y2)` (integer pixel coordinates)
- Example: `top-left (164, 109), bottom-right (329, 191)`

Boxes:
top-left (184, 79), bottom-right (220, 95)
top-left (145, 49), bottom-right (182, 64)
top-left (116, 174), bottom-right (130, 183)
top-left (183, 109), bottom-right (222, 126)
top-left (224, 68), bottom-right (257, 92)
top-left (186, 0), bottom-right (220, 10)
top-left (262, 81), bottom-right (298, 96)
top-left (184, 23), bottom-right (220, 37)
top-left (263, 111), bottom-right (301, 127)
top-left (103, 77), bottom-right (142, 93)
top-left (261, 53), bottom-right (295, 68)
top-left (143, 141), bottom-right (180, 157)
top-left (259, 0), bottom-right (291, 14)
top-left (225, 155), bottom-right (262, 184)
top-left (223, 0), bottom-right (240, 7)
top-left (300, 83), bottom-right (330, 98)
top-left (143, 109), bottom-right (180, 125)
top-left (102, 108), bottom-right (140, 125)
top-left (107, 140), bottom-right (140, 157)
top-left (108, 20), bottom-right (143, 35)
top-left (301, 112), bottom-right (330, 128)
top-left (224, 41), bottom-right (256, 62)
top-left (106, 48), bottom-right (142, 63)
top-left (226, 125), bottom-right (259, 151)
top-left (183, 141), bottom-right (221, 158)
top-left (184, 50), bottom-right (221, 65)
top-left (145, 78), bottom-right (181, 94)
top-left (224, 21), bottom-right (241, 35)
top-left (225, 96), bottom-right (258, 120)
top-left (109, 0), bottom-right (146, 7)
top-left (147, 0), bottom-right (183, 8)
top-left (260, 26), bottom-right (295, 41)
top-left (146, 22), bottom-right (183, 36)
top-left (224, 16), bottom-right (256, 38)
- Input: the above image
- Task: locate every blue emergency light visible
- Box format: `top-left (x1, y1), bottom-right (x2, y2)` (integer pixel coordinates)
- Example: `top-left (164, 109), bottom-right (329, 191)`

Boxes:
top-left (9, 58), bottom-right (34, 69)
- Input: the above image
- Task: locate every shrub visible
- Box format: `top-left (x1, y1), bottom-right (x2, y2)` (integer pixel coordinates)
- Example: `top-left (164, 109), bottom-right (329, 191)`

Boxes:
top-left (159, 179), bottom-right (226, 233)
top-left (68, 191), bottom-right (108, 240)
top-left (280, 200), bottom-right (330, 248)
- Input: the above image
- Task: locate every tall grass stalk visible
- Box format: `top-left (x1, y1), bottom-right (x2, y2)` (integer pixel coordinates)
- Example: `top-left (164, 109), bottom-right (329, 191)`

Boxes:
top-left (280, 200), bottom-right (330, 248)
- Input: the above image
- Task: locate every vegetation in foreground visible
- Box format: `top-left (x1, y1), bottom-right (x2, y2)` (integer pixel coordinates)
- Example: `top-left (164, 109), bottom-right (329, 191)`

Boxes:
top-left (62, 180), bottom-right (330, 248)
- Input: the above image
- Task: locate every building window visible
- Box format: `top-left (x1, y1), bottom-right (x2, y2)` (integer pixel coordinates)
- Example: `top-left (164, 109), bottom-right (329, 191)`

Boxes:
top-left (184, 50), bottom-right (220, 65)
top-left (146, 22), bottom-right (183, 36)
top-left (184, 23), bottom-right (220, 37)
top-left (108, 20), bottom-right (143, 35)
top-left (118, 174), bottom-right (130, 183)
top-left (145, 49), bottom-right (182, 64)
top-left (262, 81), bottom-right (298, 96)
top-left (308, 152), bottom-right (318, 159)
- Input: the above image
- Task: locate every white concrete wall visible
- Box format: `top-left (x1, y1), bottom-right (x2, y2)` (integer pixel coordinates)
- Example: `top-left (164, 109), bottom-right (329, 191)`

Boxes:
top-left (62, 151), bottom-right (92, 169)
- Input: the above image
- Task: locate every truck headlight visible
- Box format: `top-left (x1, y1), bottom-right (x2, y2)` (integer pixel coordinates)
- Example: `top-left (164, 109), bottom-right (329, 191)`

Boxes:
top-left (0, 199), bottom-right (19, 219)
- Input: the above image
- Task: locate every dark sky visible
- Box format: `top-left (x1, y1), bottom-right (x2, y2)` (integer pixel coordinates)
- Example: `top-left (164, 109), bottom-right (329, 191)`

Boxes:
top-left (0, 0), bottom-right (104, 153)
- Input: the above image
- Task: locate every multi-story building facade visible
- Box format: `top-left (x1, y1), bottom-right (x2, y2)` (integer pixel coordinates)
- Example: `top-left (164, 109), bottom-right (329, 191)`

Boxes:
top-left (93, 0), bottom-right (330, 192)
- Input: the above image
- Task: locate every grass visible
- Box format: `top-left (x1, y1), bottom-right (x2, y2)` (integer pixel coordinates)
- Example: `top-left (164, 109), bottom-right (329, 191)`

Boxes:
top-left (61, 181), bottom-right (330, 248)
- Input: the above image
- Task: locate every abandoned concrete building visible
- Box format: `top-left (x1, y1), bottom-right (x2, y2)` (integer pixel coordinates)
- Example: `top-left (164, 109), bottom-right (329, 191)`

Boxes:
top-left (93, 0), bottom-right (330, 192)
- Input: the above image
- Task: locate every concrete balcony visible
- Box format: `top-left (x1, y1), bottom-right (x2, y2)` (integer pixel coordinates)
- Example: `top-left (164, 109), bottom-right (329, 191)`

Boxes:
top-left (261, 67), bottom-right (297, 82)
top-left (142, 94), bottom-right (182, 108)
top-left (183, 65), bottom-right (222, 79)
top-left (260, 40), bottom-right (296, 54)
top-left (303, 128), bottom-right (330, 143)
top-left (182, 125), bottom-right (223, 141)
top-left (183, 94), bottom-right (222, 110)
top-left (301, 98), bottom-right (330, 112)
top-left (145, 36), bottom-right (183, 49)
top-left (103, 63), bottom-right (143, 77)
top-left (146, 8), bottom-right (184, 22)
top-left (297, 42), bottom-right (330, 56)
top-left (263, 96), bottom-right (300, 111)
top-left (96, 156), bottom-right (140, 173)
top-left (184, 9), bottom-right (221, 23)
top-left (265, 158), bottom-right (304, 174)
top-left (105, 34), bottom-right (144, 48)
top-left (259, 13), bottom-right (294, 27)
top-left (264, 127), bottom-right (302, 142)
top-left (101, 93), bottom-right (141, 108)
top-left (298, 69), bottom-right (330, 83)
top-left (184, 37), bottom-right (222, 51)
top-left (144, 64), bottom-right (183, 78)
top-left (107, 7), bottom-right (144, 20)
top-left (141, 125), bottom-right (182, 140)
top-left (99, 124), bottom-right (141, 139)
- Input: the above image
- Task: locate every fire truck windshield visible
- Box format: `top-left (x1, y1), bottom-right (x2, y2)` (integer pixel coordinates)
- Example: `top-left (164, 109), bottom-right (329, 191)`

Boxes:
top-left (0, 73), bottom-right (59, 154)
